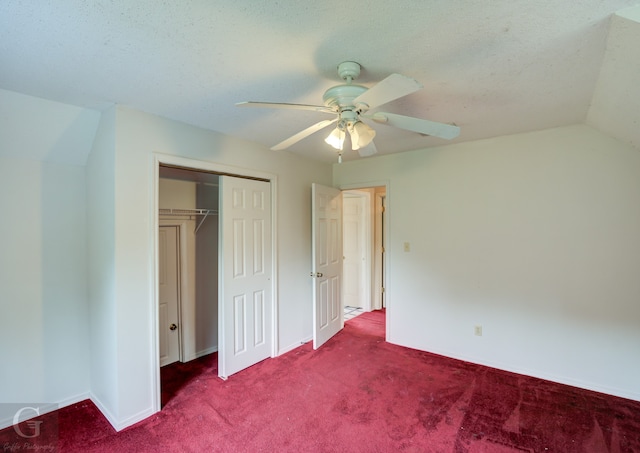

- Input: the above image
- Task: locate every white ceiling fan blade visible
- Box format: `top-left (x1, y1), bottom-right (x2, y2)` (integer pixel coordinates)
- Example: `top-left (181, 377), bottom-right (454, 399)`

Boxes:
top-left (236, 101), bottom-right (335, 114)
top-left (357, 140), bottom-right (378, 157)
top-left (353, 74), bottom-right (423, 111)
top-left (367, 112), bottom-right (460, 140)
top-left (270, 118), bottom-right (337, 151)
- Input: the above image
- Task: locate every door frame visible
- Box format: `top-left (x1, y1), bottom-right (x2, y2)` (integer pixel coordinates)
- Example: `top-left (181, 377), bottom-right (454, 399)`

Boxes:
top-left (150, 153), bottom-right (278, 413)
top-left (339, 180), bottom-right (389, 332)
top-left (373, 192), bottom-right (386, 310)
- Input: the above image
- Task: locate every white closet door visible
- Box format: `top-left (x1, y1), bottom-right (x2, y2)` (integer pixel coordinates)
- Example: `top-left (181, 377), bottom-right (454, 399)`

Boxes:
top-left (218, 176), bottom-right (272, 379)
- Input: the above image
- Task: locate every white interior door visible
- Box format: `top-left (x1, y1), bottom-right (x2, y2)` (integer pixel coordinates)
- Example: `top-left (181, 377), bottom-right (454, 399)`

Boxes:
top-left (218, 176), bottom-right (272, 379)
top-left (342, 190), bottom-right (371, 311)
top-left (159, 226), bottom-right (180, 367)
top-left (312, 183), bottom-right (343, 349)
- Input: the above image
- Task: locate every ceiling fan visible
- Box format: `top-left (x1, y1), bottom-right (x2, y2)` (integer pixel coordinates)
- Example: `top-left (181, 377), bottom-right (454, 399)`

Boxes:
top-left (237, 61), bottom-right (460, 162)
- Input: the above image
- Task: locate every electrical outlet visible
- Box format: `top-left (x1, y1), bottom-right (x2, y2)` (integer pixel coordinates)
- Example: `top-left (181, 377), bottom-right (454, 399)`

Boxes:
top-left (403, 242), bottom-right (410, 252)
top-left (474, 325), bottom-right (482, 336)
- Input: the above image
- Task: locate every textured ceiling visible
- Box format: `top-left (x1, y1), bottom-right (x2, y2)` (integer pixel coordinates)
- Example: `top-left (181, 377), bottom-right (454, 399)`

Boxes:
top-left (0, 1), bottom-right (638, 163)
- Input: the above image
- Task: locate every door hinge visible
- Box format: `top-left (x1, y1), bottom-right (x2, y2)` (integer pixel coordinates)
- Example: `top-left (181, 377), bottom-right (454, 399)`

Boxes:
top-left (381, 287), bottom-right (385, 293)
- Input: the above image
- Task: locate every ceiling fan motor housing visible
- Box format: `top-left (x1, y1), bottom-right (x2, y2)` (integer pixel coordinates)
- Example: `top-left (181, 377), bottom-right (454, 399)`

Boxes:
top-left (322, 84), bottom-right (368, 117)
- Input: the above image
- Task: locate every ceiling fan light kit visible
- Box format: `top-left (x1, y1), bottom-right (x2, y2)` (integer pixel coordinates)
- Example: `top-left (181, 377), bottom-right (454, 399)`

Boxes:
top-left (324, 124), bottom-right (346, 150)
top-left (237, 61), bottom-right (460, 162)
top-left (349, 121), bottom-right (376, 150)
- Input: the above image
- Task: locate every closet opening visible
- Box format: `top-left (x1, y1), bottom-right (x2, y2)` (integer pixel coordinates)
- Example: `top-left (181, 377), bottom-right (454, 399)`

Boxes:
top-left (156, 162), bottom-right (276, 407)
top-left (158, 165), bottom-right (220, 406)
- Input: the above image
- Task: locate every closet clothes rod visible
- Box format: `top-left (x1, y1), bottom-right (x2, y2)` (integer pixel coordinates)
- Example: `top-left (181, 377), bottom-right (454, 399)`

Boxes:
top-left (158, 208), bottom-right (218, 234)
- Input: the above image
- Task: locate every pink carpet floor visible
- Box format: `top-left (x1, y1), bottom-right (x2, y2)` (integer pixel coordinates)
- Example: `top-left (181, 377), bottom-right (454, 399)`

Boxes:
top-left (2, 310), bottom-right (639, 452)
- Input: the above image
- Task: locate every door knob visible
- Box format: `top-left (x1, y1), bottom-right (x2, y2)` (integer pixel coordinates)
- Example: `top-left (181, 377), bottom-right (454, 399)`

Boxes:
top-left (169, 323), bottom-right (177, 331)
top-left (309, 272), bottom-right (324, 278)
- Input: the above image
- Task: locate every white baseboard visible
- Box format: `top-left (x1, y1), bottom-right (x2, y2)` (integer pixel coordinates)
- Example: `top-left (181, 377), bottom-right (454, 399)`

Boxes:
top-left (0, 392), bottom-right (90, 431)
top-left (387, 339), bottom-right (640, 403)
top-left (88, 393), bottom-right (117, 431)
top-left (183, 346), bottom-right (218, 362)
top-left (112, 407), bottom-right (155, 432)
top-left (194, 346), bottom-right (217, 359)
top-left (278, 337), bottom-right (310, 356)
top-left (89, 393), bottom-right (156, 432)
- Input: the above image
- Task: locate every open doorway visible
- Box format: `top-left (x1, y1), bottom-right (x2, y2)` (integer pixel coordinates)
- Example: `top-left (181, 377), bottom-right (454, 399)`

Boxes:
top-left (342, 186), bottom-right (386, 323)
top-left (158, 166), bottom-right (219, 406)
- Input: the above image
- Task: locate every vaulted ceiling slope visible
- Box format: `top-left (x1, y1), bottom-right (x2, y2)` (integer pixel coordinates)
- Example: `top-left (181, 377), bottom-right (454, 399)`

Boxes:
top-left (0, 1), bottom-right (638, 163)
top-left (587, 6), bottom-right (640, 150)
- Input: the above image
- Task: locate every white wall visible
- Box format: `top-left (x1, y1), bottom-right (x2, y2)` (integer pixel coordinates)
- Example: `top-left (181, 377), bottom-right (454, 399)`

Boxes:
top-left (0, 158), bottom-right (90, 422)
top-left (159, 178), bottom-right (196, 209)
top-left (195, 182), bottom-right (219, 356)
top-left (334, 124), bottom-right (640, 401)
top-left (86, 106), bottom-right (118, 424)
top-left (0, 90), bottom-right (98, 428)
top-left (104, 105), bottom-right (332, 429)
top-left (0, 159), bottom-right (90, 424)
top-left (0, 89), bottom-right (101, 166)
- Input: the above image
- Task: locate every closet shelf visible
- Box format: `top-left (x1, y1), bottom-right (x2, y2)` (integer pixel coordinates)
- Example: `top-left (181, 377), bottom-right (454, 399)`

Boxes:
top-left (159, 208), bottom-right (218, 234)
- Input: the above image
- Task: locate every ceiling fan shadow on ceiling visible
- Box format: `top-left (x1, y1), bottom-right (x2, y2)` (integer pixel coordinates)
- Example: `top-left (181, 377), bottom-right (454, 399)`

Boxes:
top-left (236, 61), bottom-right (460, 163)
